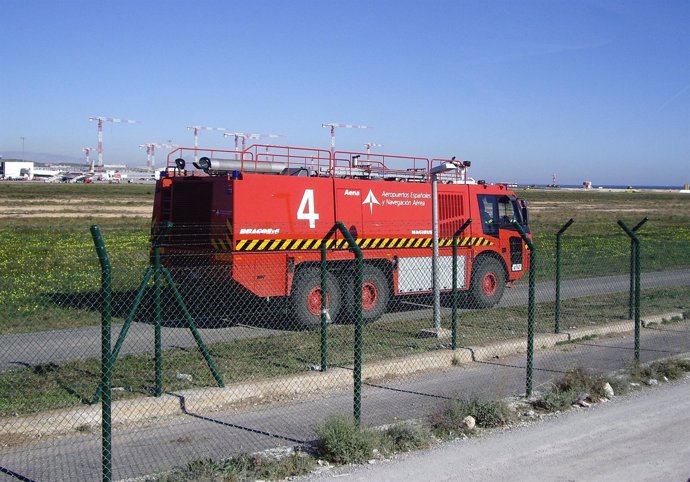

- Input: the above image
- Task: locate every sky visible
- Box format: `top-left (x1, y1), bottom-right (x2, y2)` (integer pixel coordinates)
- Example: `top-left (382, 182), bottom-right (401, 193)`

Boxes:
top-left (0, 0), bottom-right (688, 186)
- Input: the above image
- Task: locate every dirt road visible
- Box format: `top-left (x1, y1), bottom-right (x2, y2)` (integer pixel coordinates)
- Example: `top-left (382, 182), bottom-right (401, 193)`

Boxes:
top-left (304, 378), bottom-right (690, 481)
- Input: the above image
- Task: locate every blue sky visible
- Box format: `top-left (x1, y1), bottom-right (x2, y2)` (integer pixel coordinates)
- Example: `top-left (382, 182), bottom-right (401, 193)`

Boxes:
top-left (1, 0), bottom-right (688, 185)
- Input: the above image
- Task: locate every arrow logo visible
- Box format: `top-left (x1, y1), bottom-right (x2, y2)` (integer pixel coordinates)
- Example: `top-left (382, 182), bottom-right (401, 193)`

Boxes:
top-left (362, 189), bottom-right (380, 214)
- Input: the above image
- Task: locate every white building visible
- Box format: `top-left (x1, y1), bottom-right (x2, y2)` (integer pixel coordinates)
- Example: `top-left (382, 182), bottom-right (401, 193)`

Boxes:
top-left (0, 161), bottom-right (34, 180)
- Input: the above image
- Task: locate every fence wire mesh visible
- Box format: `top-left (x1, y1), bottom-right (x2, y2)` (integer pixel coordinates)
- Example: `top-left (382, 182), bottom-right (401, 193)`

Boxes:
top-left (1, 214), bottom-right (689, 481)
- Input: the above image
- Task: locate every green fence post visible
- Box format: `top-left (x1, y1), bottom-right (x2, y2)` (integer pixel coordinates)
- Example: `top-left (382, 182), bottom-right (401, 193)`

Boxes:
top-left (629, 217), bottom-right (648, 320)
top-left (91, 225), bottom-right (112, 482)
top-left (451, 219), bottom-right (472, 350)
top-left (513, 222), bottom-right (536, 397)
top-left (154, 244), bottom-right (163, 397)
top-left (90, 267), bottom-right (154, 405)
top-left (555, 218), bottom-right (575, 334)
top-left (618, 220), bottom-right (641, 361)
top-left (320, 243), bottom-right (329, 372)
top-left (321, 222), bottom-right (363, 424)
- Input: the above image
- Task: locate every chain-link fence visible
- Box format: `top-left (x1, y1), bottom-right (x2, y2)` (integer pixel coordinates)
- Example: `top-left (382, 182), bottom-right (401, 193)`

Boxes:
top-left (1, 216), bottom-right (689, 481)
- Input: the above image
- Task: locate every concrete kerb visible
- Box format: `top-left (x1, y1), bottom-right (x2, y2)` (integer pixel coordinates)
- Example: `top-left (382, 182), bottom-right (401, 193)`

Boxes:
top-left (641, 311), bottom-right (686, 327)
top-left (2, 314), bottom-right (681, 439)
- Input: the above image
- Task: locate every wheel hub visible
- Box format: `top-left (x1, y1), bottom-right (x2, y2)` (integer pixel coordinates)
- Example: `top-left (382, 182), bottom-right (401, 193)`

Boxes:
top-left (361, 282), bottom-right (379, 311)
top-left (482, 272), bottom-right (498, 296)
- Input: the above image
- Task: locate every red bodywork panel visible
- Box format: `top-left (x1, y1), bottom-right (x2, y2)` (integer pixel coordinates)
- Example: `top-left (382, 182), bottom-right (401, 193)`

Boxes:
top-left (153, 147), bottom-right (531, 298)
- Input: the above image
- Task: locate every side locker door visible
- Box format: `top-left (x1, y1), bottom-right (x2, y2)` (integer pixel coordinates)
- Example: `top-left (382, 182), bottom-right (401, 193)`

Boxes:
top-left (333, 183), bottom-right (364, 240)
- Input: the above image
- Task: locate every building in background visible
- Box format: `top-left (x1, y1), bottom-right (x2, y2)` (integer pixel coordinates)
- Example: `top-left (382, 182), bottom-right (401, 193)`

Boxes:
top-left (0, 160), bottom-right (34, 180)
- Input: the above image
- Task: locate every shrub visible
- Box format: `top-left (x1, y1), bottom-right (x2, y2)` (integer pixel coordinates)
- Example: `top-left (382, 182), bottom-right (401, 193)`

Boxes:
top-left (430, 396), bottom-right (510, 437)
top-left (380, 424), bottom-right (432, 454)
top-left (314, 415), bottom-right (376, 465)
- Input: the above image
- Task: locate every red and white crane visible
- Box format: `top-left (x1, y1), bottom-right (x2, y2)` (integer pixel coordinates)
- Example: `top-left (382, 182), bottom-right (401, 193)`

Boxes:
top-left (364, 142), bottom-right (383, 155)
top-left (186, 125), bottom-right (228, 162)
top-left (322, 123), bottom-right (370, 169)
top-left (89, 116), bottom-right (141, 170)
top-left (83, 147), bottom-right (96, 172)
top-left (139, 143), bottom-right (179, 172)
top-left (322, 123), bottom-right (370, 153)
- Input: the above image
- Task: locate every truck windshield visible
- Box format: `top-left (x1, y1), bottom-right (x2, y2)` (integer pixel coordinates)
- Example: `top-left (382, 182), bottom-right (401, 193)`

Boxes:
top-left (478, 195), bottom-right (529, 236)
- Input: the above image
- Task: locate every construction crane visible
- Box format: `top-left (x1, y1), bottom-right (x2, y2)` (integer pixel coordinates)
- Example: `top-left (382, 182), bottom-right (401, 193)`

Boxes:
top-left (364, 142), bottom-right (383, 155)
top-left (322, 123), bottom-right (370, 169)
top-left (186, 125), bottom-right (228, 162)
top-left (82, 147), bottom-right (96, 172)
top-left (223, 132), bottom-right (284, 155)
top-left (89, 117), bottom-right (141, 170)
top-left (138, 143), bottom-right (179, 172)
top-left (322, 123), bottom-right (370, 153)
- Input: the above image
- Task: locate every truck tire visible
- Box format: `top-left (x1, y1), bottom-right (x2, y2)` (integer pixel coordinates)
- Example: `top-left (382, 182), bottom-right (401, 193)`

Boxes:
top-left (468, 257), bottom-right (506, 308)
top-left (340, 265), bottom-right (390, 323)
top-left (291, 268), bottom-right (341, 329)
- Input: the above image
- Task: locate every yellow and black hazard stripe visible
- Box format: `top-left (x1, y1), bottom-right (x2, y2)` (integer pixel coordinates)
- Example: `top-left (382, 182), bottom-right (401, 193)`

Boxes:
top-left (210, 219), bottom-right (234, 252)
top-left (223, 236), bottom-right (494, 252)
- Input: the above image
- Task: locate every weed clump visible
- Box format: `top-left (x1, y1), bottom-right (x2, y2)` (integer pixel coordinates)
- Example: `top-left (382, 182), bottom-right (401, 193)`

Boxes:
top-left (534, 367), bottom-right (611, 412)
top-left (380, 424), bottom-right (432, 454)
top-left (314, 415), bottom-right (377, 465)
top-left (430, 396), bottom-right (511, 438)
top-left (158, 452), bottom-right (315, 482)
top-left (629, 358), bottom-right (690, 383)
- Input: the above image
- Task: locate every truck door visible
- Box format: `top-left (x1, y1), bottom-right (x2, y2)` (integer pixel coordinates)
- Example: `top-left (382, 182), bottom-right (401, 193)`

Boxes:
top-left (477, 194), bottom-right (527, 273)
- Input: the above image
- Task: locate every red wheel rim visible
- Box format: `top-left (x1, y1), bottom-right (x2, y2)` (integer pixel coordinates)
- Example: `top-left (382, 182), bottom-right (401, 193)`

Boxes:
top-left (361, 281), bottom-right (379, 311)
top-left (306, 287), bottom-right (327, 315)
top-left (482, 272), bottom-right (498, 296)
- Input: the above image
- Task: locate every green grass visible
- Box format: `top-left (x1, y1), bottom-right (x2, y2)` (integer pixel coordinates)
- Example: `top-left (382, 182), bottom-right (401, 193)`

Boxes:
top-left (0, 182), bottom-right (154, 200)
top-left (519, 188), bottom-right (690, 278)
top-left (1, 185), bottom-right (689, 335)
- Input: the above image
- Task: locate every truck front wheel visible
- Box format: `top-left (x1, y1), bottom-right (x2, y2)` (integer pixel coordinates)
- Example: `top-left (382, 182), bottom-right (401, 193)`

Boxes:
top-left (468, 257), bottom-right (506, 308)
top-left (291, 268), bottom-right (341, 329)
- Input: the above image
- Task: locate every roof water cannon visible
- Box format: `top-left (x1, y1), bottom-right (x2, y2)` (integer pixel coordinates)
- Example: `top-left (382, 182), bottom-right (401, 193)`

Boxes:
top-left (192, 156), bottom-right (287, 175)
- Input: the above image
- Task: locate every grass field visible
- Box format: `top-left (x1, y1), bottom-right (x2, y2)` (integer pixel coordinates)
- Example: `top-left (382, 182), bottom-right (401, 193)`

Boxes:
top-left (1, 183), bottom-right (689, 335)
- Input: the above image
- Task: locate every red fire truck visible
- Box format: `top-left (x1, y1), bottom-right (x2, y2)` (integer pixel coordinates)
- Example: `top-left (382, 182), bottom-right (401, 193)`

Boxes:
top-left (152, 144), bottom-right (530, 328)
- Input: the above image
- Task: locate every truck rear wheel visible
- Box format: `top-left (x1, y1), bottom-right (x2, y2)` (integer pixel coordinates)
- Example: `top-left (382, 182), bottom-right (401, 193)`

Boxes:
top-left (291, 268), bottom-right (341, 329)
top-left (468, 257), bottom-right (506, 308)
top-left (341, 265), bottom-right (390, 323)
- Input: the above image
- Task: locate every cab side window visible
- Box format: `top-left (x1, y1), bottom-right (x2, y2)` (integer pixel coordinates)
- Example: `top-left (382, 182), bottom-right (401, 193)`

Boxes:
top-left (478, 194), bottom-right (518, 236)
top-left (478, 195), bottom-right (499, 236)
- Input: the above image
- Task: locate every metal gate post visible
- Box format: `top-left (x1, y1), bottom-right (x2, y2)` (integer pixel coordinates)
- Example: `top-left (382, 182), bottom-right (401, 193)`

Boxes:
top-left (451, 219), bottom-right (472, 350)
top-left (618, 220), bottom-right (642, 361)
top-left (555, 218), bottom-right (574, 334)
top-left (628, 217), bottom-right (648, 320)
top-left (513, 223), bottom-right (536, 397)
top-left (321, 222), bottom-right (363, 424)
top-left (320, 243), bottom-right (329, 372)
top-left (91, 225), bottom-right (112, 482)
top-left (154, 243), bottom-right (163, 397)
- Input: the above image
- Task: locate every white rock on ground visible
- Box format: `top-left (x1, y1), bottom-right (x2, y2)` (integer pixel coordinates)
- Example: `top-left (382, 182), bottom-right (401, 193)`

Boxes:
top-left (462, 416), bottom-right (476, 430)
top-left (603, 382), bottom-right (614, 398)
